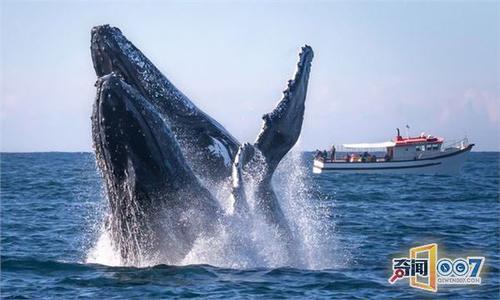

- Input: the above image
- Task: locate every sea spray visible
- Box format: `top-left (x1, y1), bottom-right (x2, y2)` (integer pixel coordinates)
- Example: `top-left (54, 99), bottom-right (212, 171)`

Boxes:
top-left (86, 225), bottom-right (123, 266)
top-left (276, 148), bottom-right (342, 269)
top-left (86, 150), bottom-right (344, 269)
top-left (181, 150), bottom-right (293, 268)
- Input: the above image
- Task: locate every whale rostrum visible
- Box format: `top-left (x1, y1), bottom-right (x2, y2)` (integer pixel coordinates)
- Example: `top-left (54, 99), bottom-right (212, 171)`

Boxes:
top-left (91, 25), bottom-right (314, 264)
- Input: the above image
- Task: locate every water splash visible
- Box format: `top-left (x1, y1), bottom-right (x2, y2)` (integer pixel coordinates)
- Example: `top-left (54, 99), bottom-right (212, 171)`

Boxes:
top-left (86, 226), bottom-right (123, 266)
top-left (86, 150), bottom-right (345, 269)
top-left (276, 149), bottom-right (343, 269)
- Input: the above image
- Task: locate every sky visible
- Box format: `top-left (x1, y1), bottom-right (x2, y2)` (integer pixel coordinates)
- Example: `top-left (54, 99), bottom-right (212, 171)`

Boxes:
top-left (1, 1), bottom-right (499, 152)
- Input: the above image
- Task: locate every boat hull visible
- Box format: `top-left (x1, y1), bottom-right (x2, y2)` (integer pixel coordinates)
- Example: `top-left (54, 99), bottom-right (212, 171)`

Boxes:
top-left (313, 144), bottom-right (473, 175)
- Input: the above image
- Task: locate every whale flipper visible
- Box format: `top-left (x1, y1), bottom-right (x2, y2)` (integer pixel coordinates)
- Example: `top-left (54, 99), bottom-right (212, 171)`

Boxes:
top-left (255, 45), bottom-right (314, 172)
top-left (250, 46), bottom-right (313, 233)
top-left (91, 25), bottom-right (240, 184)
top-left (229, 46), bottom-right (313, 248)
top-left (92, 73), bottom-right (220, 265)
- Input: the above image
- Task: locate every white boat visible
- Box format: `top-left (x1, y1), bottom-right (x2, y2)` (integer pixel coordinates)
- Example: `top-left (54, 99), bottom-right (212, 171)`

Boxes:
top-left (313, 131), bottom-right (474, 175)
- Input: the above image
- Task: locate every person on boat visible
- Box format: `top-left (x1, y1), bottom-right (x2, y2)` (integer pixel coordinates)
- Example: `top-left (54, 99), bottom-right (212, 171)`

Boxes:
top-left (330, 145), bottom-right (336, 161)
top-left (315, 150), bottom-right (326, 162)
top-left (384, 153), bottom-right (391, 162)
top-left (345, 154), bottom-right (351, 162)
top-left (322, 150), bottom-right (328, 160)
top-left (361, 152), bottom-right (369, 162)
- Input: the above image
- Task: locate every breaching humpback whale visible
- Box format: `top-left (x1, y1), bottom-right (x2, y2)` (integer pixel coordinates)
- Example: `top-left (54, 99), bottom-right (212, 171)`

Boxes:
top-left (90, 25), bottom-right (314, 265)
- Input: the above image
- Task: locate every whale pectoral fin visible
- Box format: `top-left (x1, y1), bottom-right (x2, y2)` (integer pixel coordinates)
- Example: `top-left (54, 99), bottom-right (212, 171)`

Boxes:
top-left (254, 45), bottom-right (314, 172)
top-left (248, 46), bottom-right (313, 251)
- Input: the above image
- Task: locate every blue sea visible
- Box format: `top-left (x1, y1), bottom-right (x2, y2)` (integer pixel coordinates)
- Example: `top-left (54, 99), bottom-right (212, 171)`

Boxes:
top-left (1, 152), bottom-right (498, 299)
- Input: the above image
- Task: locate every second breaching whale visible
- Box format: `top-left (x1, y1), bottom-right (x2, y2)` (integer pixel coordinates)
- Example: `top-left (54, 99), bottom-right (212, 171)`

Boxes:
top-left (92, 74), bottom-right (222, 265)
top-left (90, 25), bottom-right (314, 265)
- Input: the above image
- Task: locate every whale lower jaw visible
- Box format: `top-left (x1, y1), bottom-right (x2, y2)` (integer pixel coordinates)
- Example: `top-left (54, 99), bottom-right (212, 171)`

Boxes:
top-left (90, 25), bottom-right (313, 265)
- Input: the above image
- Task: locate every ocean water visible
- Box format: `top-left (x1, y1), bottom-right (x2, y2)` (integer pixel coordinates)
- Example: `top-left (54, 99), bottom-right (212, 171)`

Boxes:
top-left (1, 151), bottom-right (498, 299)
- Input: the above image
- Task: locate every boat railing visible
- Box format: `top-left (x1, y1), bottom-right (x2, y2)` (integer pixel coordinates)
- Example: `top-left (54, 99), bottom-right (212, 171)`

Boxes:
top-left (316, 154), bottom-right (385, 163)
top-left (442, 137), bottom-right (469, 150)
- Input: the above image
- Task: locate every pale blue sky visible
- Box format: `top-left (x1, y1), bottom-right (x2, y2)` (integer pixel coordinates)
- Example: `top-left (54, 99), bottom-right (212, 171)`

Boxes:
top-left (1, 1), bottom-right (499, 151)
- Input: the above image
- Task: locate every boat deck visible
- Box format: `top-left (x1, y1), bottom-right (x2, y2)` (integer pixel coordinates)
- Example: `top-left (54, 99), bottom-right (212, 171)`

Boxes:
top-left (313, 144), bottom-right (474, 175)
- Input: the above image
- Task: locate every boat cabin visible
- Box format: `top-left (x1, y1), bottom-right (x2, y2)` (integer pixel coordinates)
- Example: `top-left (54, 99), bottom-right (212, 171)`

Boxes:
top-left (390, 134), bottom-right (444, 161)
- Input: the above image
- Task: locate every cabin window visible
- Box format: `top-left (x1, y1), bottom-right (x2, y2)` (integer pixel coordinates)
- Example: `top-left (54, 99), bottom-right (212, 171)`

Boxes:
top-left (426, 144), bottom-right (432, 151)
top-left (432, 144), bottom-right (439, 151)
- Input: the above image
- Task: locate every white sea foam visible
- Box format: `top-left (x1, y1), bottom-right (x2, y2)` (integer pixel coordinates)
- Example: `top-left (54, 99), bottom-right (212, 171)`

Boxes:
top-left (86, 226), bottom-right (122, 266)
